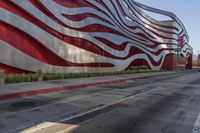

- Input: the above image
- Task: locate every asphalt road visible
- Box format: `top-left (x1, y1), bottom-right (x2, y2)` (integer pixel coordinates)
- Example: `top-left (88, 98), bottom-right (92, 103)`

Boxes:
top-left (67, 73), bottom-right (200, 133)
top-left (1, 71), bottom-right (200, 133)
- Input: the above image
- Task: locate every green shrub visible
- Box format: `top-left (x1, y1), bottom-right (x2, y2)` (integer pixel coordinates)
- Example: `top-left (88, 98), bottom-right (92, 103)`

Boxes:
top-left (4, 66), bottom-right (164, 84)
top-left (5, 74), bottom-right (37, 84)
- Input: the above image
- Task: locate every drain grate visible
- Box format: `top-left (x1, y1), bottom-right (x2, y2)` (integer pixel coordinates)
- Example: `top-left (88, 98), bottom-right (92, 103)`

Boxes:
top-left (11, 101), bottom-right (35, 108)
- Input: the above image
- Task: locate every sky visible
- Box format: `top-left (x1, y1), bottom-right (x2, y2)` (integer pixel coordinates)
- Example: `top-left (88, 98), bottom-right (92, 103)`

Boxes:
top-left (135, 0), bottom-right (200, 55)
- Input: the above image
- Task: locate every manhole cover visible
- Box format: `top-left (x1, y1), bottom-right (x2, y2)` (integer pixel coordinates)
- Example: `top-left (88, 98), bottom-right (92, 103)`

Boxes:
top-left (11, 101), bottom-right (35, 108)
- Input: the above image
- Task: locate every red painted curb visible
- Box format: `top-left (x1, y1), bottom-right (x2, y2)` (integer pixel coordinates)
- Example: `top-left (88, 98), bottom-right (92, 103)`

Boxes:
top-left (0, 73), bottom-right (172, 101)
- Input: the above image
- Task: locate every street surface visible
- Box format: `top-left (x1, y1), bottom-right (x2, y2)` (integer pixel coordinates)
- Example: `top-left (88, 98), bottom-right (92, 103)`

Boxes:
top-left (0, 71), bottom-right (200, 133)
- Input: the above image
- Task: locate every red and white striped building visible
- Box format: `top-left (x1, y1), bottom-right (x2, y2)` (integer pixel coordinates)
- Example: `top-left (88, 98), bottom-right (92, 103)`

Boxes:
top-left (0, 0), bottom-right (193, 74)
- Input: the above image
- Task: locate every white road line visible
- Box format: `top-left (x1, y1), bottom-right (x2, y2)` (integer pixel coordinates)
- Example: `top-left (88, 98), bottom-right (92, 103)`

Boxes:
top-left (192, 113), bottom-right (200, 133)
top-left (20, 87), bottom-right (162, 133)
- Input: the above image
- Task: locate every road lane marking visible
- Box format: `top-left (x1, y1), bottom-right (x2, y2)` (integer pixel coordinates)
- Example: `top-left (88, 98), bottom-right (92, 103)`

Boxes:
top-left (192, 113), bottom-right (200, 133)
top-left (20, 87), bottom-right (163, 133)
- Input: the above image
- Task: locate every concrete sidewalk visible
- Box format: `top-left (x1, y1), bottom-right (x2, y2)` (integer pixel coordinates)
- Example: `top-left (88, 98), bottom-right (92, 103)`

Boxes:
top-left (0, 71), bottom-right (175, 101)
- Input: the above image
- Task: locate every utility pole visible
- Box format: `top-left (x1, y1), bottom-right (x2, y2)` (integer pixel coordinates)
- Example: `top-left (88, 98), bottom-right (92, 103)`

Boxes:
top-left (198, 50), bottom-right (200, 69)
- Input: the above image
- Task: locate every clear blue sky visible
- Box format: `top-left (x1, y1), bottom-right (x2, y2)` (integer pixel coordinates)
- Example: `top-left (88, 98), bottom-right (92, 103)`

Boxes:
top-left (135, 0), bottom-right (200, 55)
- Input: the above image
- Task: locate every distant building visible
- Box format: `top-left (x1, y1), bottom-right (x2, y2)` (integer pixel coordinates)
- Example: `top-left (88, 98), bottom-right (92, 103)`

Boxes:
top-left (193, 54), bottom-right (200, 68)
top-left (0, 0), bottom-right (193, 74)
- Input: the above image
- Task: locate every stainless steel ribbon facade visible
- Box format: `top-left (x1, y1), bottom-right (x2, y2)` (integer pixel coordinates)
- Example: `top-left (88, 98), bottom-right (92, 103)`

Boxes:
top-left (0, 0), bottom-right (193, 74)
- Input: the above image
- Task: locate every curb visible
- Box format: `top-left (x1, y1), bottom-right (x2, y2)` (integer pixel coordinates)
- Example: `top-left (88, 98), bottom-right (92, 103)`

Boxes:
top-left (0, 73), bottom-right (174, 101)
